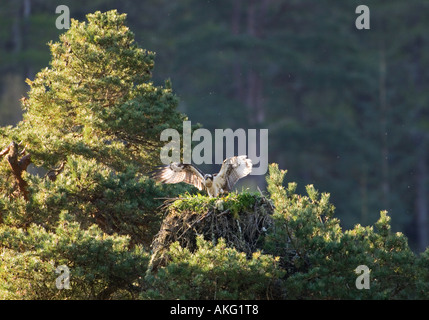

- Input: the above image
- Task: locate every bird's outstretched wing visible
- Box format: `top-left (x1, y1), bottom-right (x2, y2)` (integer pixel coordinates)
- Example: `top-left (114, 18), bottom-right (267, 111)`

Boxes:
top-left (214, 155), bottom-right (253, 191)
top-left (152, 163), bottom-right (205, 190)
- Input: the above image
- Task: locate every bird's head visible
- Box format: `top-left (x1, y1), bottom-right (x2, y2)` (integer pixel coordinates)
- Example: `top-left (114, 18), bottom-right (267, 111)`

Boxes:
top-left (204, 174), bottom-right (213, 181)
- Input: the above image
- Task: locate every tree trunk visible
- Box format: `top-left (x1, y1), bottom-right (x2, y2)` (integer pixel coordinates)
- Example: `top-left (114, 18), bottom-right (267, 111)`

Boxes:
top-left (231, 0), bottom-right (244, 102)
top-left (245, 0), bottom-right (265, 126)
top-left (379, 44), bottom-right (390, 210)
top-left (360, 164), bottom-right (368, 225)
top-left (416, 151), bottom-right (429, 252)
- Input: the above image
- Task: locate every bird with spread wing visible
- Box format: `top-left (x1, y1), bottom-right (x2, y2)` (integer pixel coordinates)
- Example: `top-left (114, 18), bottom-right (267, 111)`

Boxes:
top-left (152, 155), bottom-right (253, 197)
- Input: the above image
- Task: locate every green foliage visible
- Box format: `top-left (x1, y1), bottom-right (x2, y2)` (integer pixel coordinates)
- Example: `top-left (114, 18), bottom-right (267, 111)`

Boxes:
top-left (0, 10), bottom-right (189, 299)
top-left (0, 155), bottom-right (185, 245)
top-left (0, 213), bottom-right (149, 299)
top-left (0, 9), bottom-right (191, 246)
top-left (265, 163), bottom-right (428, 299)
top-left (143, 235), bottom-right (283, 300)
top-left (170, 191), bottom-right (259, 217)
top-left (19, 9), bottom-right (185, 171)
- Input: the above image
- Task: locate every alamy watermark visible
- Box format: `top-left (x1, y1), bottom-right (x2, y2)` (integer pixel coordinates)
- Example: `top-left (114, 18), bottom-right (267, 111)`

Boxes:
top-left (55, 4), bottom-right (370, 31)
top-left (160, 121), bottom-right (269, 175)
top-left (355, 265), bottom-right (370, 290)
top-left (55, 265), bottom-right (71, 290)
top-left (55, 5), bottom-right (70, 30)
top-left (355, 5), bottom-right (370, 30)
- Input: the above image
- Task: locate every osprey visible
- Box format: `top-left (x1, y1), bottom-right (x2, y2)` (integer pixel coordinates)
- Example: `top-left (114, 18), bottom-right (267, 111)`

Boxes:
top-left (152, 155), bottom-right (252, 197)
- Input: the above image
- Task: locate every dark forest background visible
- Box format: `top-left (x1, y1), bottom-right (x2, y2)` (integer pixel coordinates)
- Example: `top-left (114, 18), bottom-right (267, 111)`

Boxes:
top-left (1, 0), bottom-right (428, 252)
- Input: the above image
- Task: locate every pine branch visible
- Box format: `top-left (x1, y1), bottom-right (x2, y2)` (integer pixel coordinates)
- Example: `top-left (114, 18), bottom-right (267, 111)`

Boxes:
top-left (0, 143), bottom-right (12, 157)
top-left (1, 141), bottom-right (32, 201)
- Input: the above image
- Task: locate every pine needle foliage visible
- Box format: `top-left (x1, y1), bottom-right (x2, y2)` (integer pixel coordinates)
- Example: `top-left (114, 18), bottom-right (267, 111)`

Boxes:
top-left (143, 235), bottom-right (283, 300)
top-left (265, 163), bottom-right (428, 299)
top-left (19, 10), bottom-right (186, 171)
top-left (0, 10), bottom-right (189, 299)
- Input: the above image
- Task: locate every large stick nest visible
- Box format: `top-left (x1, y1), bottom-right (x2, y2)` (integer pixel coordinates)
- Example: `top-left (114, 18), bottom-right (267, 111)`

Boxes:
top-left (147, 193), bottom-right (275, 273)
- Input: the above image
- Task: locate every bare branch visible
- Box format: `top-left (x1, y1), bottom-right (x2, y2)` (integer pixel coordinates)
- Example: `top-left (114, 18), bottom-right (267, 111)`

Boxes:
top-left (0, 143), bottom-right (12, 157)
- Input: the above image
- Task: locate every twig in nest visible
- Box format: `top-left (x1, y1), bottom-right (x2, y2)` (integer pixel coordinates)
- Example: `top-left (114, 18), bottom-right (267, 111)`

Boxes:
top-left (154, 197), bottom-right (181, 210)
top-left (176, 211), bottom-right (211, 240)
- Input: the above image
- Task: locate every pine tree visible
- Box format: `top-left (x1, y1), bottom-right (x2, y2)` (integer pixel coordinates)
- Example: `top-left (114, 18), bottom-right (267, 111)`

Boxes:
top-left (0, 10), bottom-right (189, 299)
top-left (265, 163), bottom-right (425, 299)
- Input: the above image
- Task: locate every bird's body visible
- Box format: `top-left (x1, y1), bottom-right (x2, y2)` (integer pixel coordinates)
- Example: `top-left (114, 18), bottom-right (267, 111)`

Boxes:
top-left (152, 155), bottom-right (252, 197)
